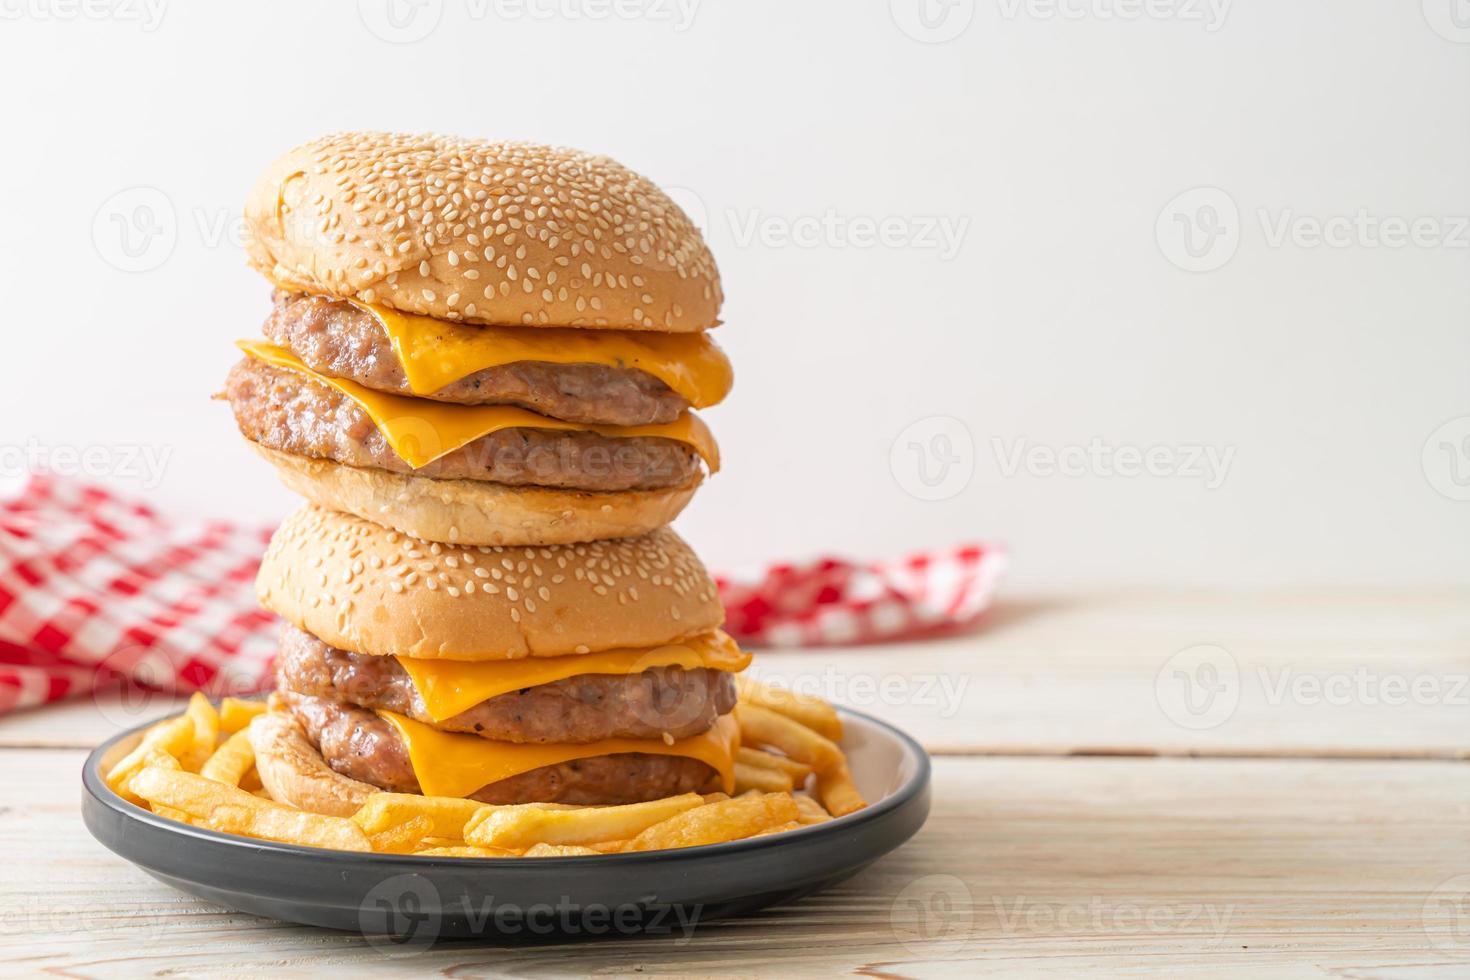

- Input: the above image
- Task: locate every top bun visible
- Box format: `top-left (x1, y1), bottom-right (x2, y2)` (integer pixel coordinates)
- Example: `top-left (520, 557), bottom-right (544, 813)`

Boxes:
top-left (244, 131), bottom-right (722, 332)
top-left (257, 505), bottom-right (724, 660)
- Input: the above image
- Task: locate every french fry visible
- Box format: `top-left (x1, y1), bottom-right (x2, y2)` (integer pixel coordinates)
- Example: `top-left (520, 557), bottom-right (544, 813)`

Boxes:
top-left (738, 746), bottom-right (813, 784)
top-left (523, 843), bottom-right (602, 857)
top-left (368, 814), bottom-right (435, 854)
top-left (414, 845), bottom-right (520, 858)
top-left (625, 793), bottom-right (800, 852)
top-left (199, 729), bottom-right (255, 787)
top-left (129, 767), bottom-right (370, 851)
top-left (465, 793), bottom-right (703, 849)
top-left (419, 836), bottom-right (463, 849)
top-left (585, 839), bottom-right (629, 854)
top-left (701, 792), bottom-right (731, 804)
top-left (735, 676), bottom-right (842, 740)
top-left (182, 693), bottom-right (220, 772)
top-left (105, 715), bottom-right (195, 804)
top-left (735, 704), bottom-right (844, 775)
top-left (734, 762), bottom-right (794, 794)
top-left (351, 793), bottom-right (486, 841)
top-left (130, 747), bottom-right (184, 817)
top-left (794, 794), bottom-right (833, 824)
top-left (816, 761), bottom-right (867, 817)
top-left (218, 697), bottom-right (267, 734)
top-left (239, 767), bottom-right (264, 792)
top-left (750, 820), bottom-right (802, 839)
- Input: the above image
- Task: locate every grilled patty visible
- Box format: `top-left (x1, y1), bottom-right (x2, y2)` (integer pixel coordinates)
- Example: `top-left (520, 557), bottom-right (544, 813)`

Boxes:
top-left (264, 291), bottom-right (687, 425)
top-left (282, 691), bottom-right (719, 805)
top-left (223, 358), bottom-right (701, 492)
top-left (275, 625), bottom-right (736, 743)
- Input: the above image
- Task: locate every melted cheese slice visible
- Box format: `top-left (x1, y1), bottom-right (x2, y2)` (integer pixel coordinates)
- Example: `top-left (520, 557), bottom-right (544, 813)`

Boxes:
top-left (356, 301), bottom-right (734, 410)
top-left (397, 631), bottom-right (751, 722)
top-left (237, 340), bottom-right (719, 472)
top-left (380, 710), bottom-right (739, 799)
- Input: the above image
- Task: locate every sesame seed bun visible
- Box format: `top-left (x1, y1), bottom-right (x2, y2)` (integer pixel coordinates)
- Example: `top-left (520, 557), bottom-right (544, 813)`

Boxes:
top-left (252, 444), bottom-right (702, 548)
top-left (244, 131), bottom-right (722, 332)
top-left (256, 505), bottom-right (724, 661)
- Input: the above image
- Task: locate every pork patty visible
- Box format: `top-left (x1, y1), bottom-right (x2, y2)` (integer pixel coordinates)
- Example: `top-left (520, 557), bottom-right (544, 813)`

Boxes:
top-left (223, 358), bottom-right (702, 492)
top-left (275, 624), bottom-right (736, 744)
top-left (264, 291), bottom-right (687, 425)
top-left (282, 691), bottom-right (719, 805)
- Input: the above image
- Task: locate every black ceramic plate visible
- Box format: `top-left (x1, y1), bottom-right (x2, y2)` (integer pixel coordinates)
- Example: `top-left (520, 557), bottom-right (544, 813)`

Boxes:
top-left (82, 706), bottom-right (930, 941)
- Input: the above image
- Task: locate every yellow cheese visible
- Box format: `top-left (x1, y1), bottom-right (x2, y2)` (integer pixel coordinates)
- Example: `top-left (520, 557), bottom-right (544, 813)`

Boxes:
top-left (397, 631), bottom-right (751, 722)
top-left (237, 340), bottom-right (719, 472)
top-left (355, 301), bottom-right (734, 410)
top-left (380, 711), bottom-right (739, 799)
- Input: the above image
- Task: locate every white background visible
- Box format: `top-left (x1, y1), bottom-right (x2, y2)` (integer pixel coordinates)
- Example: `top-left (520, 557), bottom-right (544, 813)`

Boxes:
top-left (0, 0), bottom-right (1465, 588)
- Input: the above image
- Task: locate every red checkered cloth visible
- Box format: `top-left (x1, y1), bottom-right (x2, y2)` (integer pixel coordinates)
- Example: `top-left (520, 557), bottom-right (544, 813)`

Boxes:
top-left (0, 477), bottom-right (1005, 714)
top-left (716, 544), bottom-right (1007, 648)
top-left (0, 477), bottom-right (278, 714)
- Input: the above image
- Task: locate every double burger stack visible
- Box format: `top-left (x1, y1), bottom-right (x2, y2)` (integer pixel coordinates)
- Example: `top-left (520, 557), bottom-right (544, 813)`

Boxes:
top-left (221, 132), bottom-right (744, 814)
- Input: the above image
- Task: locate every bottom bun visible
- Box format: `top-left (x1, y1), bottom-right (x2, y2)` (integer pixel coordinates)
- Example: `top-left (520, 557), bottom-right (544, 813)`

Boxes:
top-left (251, 443), bottom-right (701, 547)
top-left (247, 704), bottom-right (379, 817)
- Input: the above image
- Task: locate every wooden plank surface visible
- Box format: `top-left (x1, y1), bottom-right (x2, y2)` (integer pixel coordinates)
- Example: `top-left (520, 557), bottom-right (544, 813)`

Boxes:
top-left (7, 590), bottom-right (1469, 975)
top-left (5, 751), bottom-right (1468, 977)
top-left (6, 590), bottom-right (1465, 757)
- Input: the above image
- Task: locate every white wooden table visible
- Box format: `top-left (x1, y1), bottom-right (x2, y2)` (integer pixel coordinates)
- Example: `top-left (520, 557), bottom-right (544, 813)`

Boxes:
top-left (3, 590), bottom-right (1468, 977)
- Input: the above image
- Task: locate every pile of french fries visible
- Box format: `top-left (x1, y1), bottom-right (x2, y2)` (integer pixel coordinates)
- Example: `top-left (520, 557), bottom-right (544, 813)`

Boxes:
top-left (103, 677), bottom-right (866, 856)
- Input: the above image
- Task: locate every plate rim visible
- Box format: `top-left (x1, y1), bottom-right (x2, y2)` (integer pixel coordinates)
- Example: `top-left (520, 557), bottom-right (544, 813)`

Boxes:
top-left (82, 702), bottom-right (931, 868)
